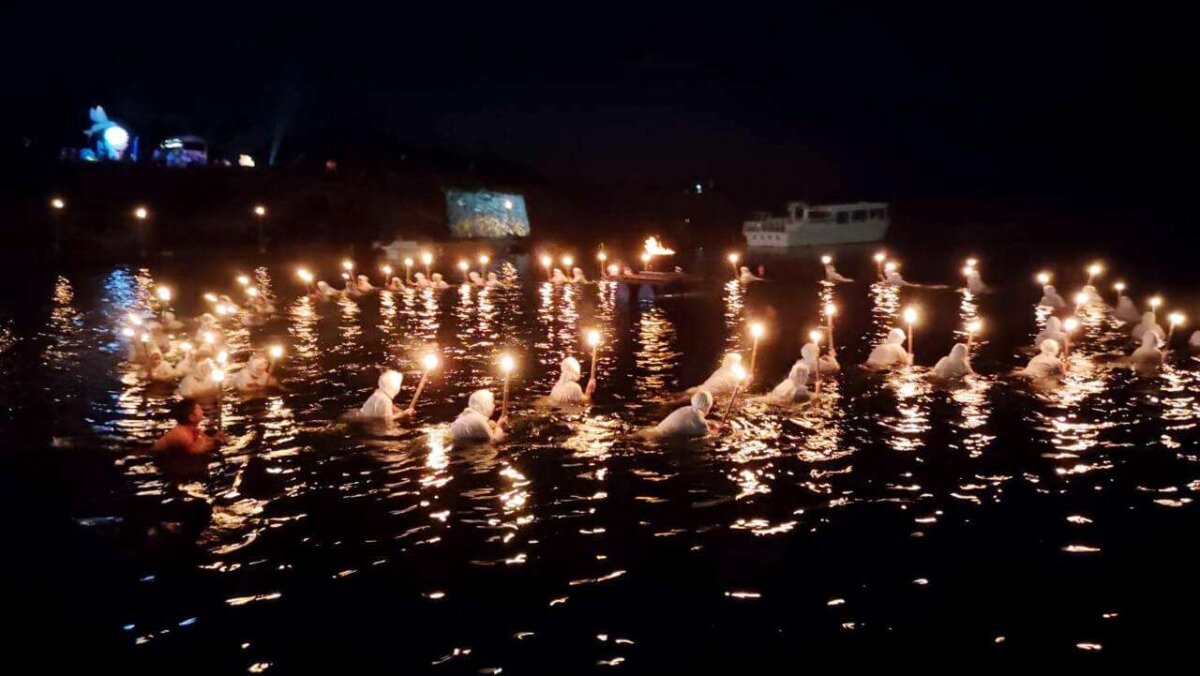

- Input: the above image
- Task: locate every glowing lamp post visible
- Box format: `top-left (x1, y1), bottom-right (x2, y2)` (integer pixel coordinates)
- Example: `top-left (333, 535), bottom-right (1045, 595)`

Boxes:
top-left (821, 254), bottom-right (832, 265)
top-left (728, 252), bottom-right (740, 279)
top-left (50, 197), bottom-right (66, 253)
top-left (1113, 281), bottom-right (1126, 304)
top-left (586, 329), bottom-right (601, 391)
top-left (809, 330), bottom-right (823, 395)
top-left (824, 302), bottom-right (837, 351)
top-left (478, 254), bottom-right (490, 274)
top-left (1074, 292), bottom-right (1089, 310)
top-left (133, 206), bottom-right (149, 258)
top-left (268, 344), bottom-right (284, 376)
top-left (404, 257), bottom-right (414, 284)
top-left (156, 286), bottom-right (172, 303)
top-left (253, 204), bottom-right (267, 253)
top-left (1168, 312), bottom-right (1185, 343)
top-left (499, 354), bottom-right (515, 417)
top-left (421, 252), bottom-right (433, 278)
top-left (607, 263), bottom-right (620, 278)
top-left (1149, 295), bottom-right (1163, 313)
top-left (748, 321), bottom-right (765, 378)
top-left (561, 254), bottom-right (574, 269)
top-left (212, 366), bottom-right (226, 428)
top-left (406, 352), bottom-right (440, 416)
top-left (965, 257), bottom-right (978, 268)
top-left (342, 260), bottom-right (355, 279)
top-left (640, 252), bottom-right (651, 272)
top-left (1063, 318), bottom-right (1079, 360)
top-left (723, 363), bottom-right (748, 421)
top-left (1086, 262), bottom-right (1103, 286)
top-left (297, 268), bottom-right (314, 293)
top-left (236, 275), bottom-right (250, 287)
top-left (1036, 271), bottom-right (1052, 286)
top-left (381, 264), bottom-right (393, 287)
top-left (966, 319), bottom-right (982, 351)
top-left (597, 249), bottom-right (608, 277)
top-left (458, 259), bottom-right (470, 283)
top-left (874, 251), bottom-right (886, 278)
top-left (903, 306), bottom-right (919, 358)
top-left (540, 254), bottom-right (553, 280)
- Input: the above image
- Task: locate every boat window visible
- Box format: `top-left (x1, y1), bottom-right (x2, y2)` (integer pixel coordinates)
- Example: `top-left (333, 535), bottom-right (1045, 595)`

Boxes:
top-left (836, 211), bottom-right (849, 224)
top-left (852, 210), bottom-right (867, 222)
top-left (807, 210), bottom-right (831, 221)
top-left (869, 208), bottom-right (884, 219)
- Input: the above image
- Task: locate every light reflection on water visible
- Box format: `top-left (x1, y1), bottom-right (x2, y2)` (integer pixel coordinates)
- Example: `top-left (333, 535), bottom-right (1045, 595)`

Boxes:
top-left (6, 253), bottom-right (1200, 669)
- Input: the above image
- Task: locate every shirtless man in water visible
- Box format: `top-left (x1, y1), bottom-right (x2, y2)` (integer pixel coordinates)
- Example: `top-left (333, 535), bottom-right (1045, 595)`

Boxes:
top-left (153, 398), bottom-right (226, 454)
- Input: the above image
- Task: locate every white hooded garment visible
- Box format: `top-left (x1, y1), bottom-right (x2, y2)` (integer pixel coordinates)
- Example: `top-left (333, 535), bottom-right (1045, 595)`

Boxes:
top-left (359, 371), bottom-right (403, 419)
top-left (655, 390), bottom-right (713, 438)
top-left (430, 273), bottom-right (450, 289)
top-left (1131, 312), bottom-right (1165, 343)
top-left (1114, 294), bottom-right (1141, 323)
top-left (413, 272), bottom-right (430, 288)
top-left (738, 266), bottom-right (760, 283)
top-left (1190, 330), bottom-right (1200, 348)
top-left (698, 353), bottom-right (743, 396)
top-left (161, 311), bottom-right (185, 331)
top-left (178, 359), bottom-right (218, 398)
top-left (148, 354), bottom-right (178, 382)
top-left (357, 275), bottom-right (374, 292)
top-left (316, 281), bottom-right (339, 298)
top-left (551, 268), bottom-right (570, 284)
top-left (885, 270), bottom-right (906, 287)
top-left (1023, 340), bottom-right (1064, 380)
top-left (550, 356), bottom-right (585, 404)
top-left (1039, 285), bottom-right (1066, 309)
top-left (932, 343), bottom-right (973, 380)
top-left (486, 272), bottom-right (501, 287)
top-left (468, 271), bottom-right (484, 286)
top-left (1130, 331), bottom-right (1163, 372)
top-left (1035, 316), bottom-right (1067, 351)
top-left (824, 264), bottom-right (852, 283)
top-left (451, 389), bottom-right (499, 441)
top-left (866, 328), bottom-right (909, 370)
top-left (965, 270), bottom-right (987, 294)
top-left (234, 355), bottom-right (272, 392)
top-left (769, 360), bottom-right (810, 404)
top-left (572, 268), bottom-right (588, 283)
top-left (801, 342), bottom-right (839, 379)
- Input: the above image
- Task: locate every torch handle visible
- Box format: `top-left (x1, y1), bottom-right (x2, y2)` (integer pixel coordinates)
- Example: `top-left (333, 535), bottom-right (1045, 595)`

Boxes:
top-left (723, 384), bottom-right (742, 421)
top-left (408, 372), bottom-right (429, 411)
top-left (501, 375), bottom-right (511, 417)
top-left (589, 345), bottom-right (599, 388)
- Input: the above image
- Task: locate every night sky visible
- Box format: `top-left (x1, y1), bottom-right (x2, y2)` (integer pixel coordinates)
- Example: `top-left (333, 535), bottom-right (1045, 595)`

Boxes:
top-left (4, 3), bottom-right (1196, 206)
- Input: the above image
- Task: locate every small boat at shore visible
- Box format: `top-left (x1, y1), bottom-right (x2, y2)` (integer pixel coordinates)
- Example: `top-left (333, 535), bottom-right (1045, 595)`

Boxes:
top-left (744, 201), bottom-right (889, 248)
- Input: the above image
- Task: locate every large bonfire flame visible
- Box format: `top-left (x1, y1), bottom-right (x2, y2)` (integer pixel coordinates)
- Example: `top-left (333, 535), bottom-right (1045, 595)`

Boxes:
top-left (643, 236), bottom-right (675, 257)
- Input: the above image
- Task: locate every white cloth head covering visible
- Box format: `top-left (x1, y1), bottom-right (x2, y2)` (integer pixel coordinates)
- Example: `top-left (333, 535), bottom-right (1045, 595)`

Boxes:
top-left (932, 343), bottom-right (971, 379)
top-left (359, 370), bottom-right (402, 418)
top-left (451, 390), bottom-right (498, 441)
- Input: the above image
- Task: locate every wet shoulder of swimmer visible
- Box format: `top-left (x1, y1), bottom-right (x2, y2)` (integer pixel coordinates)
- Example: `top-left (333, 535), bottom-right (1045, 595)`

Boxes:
top-left (641, 389), bottom-right (721, 439)
top-left (344, 370), bottom-right (416, 423)
top-left (450, 389), bottom-right (508, 442)
top-left (152, 398), bottom-right (226, 455)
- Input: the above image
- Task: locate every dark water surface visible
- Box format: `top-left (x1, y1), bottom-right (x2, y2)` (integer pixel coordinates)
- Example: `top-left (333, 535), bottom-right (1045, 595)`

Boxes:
top-left (2, 247), bottom-right (1199, 670)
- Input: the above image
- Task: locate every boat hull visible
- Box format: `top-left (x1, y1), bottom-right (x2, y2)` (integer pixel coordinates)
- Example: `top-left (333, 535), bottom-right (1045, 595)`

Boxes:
top-left (744, 220), bottom-right (889, 248)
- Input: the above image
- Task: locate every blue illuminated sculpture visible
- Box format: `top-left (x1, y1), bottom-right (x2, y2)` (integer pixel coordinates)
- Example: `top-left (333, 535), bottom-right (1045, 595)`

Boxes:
top-left (83, 105), bottom-right (137, 161)
top-left (444, 190), bottom-right (531, 238)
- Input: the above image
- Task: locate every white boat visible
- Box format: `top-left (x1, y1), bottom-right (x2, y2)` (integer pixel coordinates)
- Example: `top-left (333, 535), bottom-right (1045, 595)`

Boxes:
top-left (743, 202), bottom-right (889, 248)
